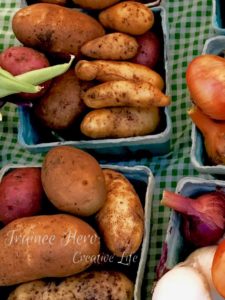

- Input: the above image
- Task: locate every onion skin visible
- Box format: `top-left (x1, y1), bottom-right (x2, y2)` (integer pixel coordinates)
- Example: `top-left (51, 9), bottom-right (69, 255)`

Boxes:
top-left (186, 54), bottom-right (225, 120)
top-left (161, 190), bottom-right (225, 247)
top-left (212, 240), bottom-right (225, 298)
top-left (188, 106), bottom-right (225, 165)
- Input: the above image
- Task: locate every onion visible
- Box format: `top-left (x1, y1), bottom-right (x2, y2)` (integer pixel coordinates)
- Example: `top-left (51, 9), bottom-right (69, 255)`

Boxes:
top-left (186, 54), bottom-right (225, 120)
top-left (161, 190), bottom-right (225, 247)
top-left (183, 246), bottom-right (224, 300)
top-left (152, 265), bottom-right (212, 300)
top-left (188, 106), bottom-right (225, 165)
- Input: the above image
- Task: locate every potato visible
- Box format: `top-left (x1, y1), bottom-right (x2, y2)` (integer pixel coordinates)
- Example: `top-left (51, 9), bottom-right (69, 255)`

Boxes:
top-left (8, 280), bottom-right (47, 300)
top-left (0, 46), bottom-right (49, 76)
top-left (0, 214), bottom-right (100, 286)
top-left (41, 146), bottom-right (106, 216)
top-left (82, 80), bottom-right (170, 108)
top-left (99, 1), bottom-right (154, 35)
top-left (131, 31), bottom-right (161, 69)
top-left (0, 46), bottom-right (51, 100)
top-left (12, 4), bottom-right (105, 56)
top-left (34, 69), bottom-right (86, 130)
top-left (80, 106), bottom-right (160, 138)
top-left (72, 0), bottom-right (120, 9)
top-left (0, 168), bottom-right (43, 224)
top-left (96, 169), bottom-right (144, 256)
top-left (9, 271), bottom-right (134, 300)
top-left (81, 33), bottom-right (138, 60)
top-left (75, 60), bottom-right (164, 90)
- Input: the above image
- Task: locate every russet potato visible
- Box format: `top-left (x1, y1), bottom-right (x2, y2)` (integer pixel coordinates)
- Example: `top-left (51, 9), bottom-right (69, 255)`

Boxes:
top-left (96, 169), bottom-right (144, 256)
top-left (12, 3), bottom-right (105, 55)
top-left (8, 271), bottom-right (134, 300)
top-left (0, 214), bottom-right (100, 286)
top-left (34, 69), bottom-right (85, 130)
top-left (41, 146), bottom-right (106, 216)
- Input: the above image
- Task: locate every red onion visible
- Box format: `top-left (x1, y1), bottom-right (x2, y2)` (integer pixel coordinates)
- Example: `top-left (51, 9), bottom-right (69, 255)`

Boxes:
top-left (161, 190), bottom-right (225, 247)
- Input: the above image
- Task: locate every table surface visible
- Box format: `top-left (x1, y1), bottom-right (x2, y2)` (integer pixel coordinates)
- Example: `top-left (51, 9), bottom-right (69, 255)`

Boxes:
top-left (0, 0), bottom-right (215, 298)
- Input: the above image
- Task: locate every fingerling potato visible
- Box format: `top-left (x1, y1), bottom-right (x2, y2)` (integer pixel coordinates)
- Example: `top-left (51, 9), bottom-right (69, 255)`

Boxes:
top-left (75, 60), bottom-right (164, 90)
top-left (82, 80), bottom-right (170, 108)
top-left (72, 0), bottom-right (120, 9)
top-left (81, 33), bottom-right (138, 60)
top-left (96, 169), bottom-right (144, 256)
top-left (99, 1), bottom-right (154, 35)
top-left (12, 4), bottom-right (105, 56)
top-left (80, 106), bottom-right (160, 138)
top-left (0, 214), bottom-right (100, 286)
top-left (9, 271), bottom-right (134, 300)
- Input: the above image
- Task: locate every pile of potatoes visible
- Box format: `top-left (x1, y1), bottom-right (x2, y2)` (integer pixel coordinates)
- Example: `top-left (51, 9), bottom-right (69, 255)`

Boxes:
top-left (0, 0), bottom-right (170, 140)
top-left (0, 146), bottom-right (145, 299)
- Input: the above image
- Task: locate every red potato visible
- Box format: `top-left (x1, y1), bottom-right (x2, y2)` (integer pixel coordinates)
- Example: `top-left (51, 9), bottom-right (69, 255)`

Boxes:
top-left (0, 168), bottom-right (43, 224)
top-left (131, 31), bottom-right (161, 69)
top-left (0, 46), bottom-right (51, 100)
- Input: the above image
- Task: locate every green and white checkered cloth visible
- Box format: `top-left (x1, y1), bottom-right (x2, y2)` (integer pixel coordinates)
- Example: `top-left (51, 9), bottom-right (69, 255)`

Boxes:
top-left (0, 0), bottom-right (215, 298)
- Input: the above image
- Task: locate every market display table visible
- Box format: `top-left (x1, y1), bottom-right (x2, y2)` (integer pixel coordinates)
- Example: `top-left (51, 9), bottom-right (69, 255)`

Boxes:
top-left (0, 0), bottom-right (214, 298)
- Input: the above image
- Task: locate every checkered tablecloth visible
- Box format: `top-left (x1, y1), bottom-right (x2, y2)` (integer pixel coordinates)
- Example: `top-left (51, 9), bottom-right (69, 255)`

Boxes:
top-left (0, 0), bottom-right (215, 298)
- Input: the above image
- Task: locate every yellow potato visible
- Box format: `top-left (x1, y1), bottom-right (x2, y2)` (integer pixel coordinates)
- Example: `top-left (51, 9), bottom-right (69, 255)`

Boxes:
top-left (0, 214), bottom-right (100, 286)
top-left (9, 271), bottom-right (134, 300)
top-left (81, 33), bottom-right (138, 60)
top-left (8, 281), bottom-right (47, 300)
top-left (75, 60), bottom-right (164, 90)
top-left (99, 1), bottom-right (154, 35)
top-left (96, 169), bottom-right (144, 256)
top-left (12, 4), bottom-right (105, 55)
top-left (41, 146), bottom-right (106, 217)
top-left (72, 0), bottom-right (120, 9)
top-left (82, 80), bottom-right (170, 108)
top-left (80, 106), bottom-right (160, 138)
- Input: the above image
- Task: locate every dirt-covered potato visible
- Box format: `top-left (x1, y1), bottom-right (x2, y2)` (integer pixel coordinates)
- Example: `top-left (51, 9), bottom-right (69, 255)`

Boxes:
top-left (0, 46), bottom-right (49, 76)
top-left (75, 60), bottom-right (164, 90)
top-left (8, 271), bottom-right (134, 300)
top-left (96, 169), bottom-right (144, 257)
top-left (0, 214), bottom-right (100, 286)
top-left (41, 146), bottom-right (106, 216)
top-left (81, 33), bottom-right (138, 60)
top-left (34, 69), bottom-right (85, 130)
top-left (0, 46), bottom-right (51, 100)
top-left (99, 1), bottom-right (154, 35)
top-left (8, 280), bottom-right (47, 300)
top-left (0, 168), bottom-right (43, 224)
top-left (131, 31), bottom-right (161, 69)
top-left (12, 4), bottom-right (105, 56)
top-left (82, 80), bottom-right (170, 108)
top-left (80, 106), bottom-right (160, 139)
